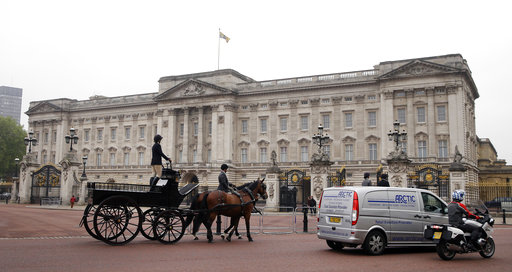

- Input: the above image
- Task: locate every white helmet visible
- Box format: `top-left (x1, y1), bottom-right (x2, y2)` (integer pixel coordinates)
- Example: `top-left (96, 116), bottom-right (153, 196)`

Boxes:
top-left (452, 190), bottom-right (465, 202)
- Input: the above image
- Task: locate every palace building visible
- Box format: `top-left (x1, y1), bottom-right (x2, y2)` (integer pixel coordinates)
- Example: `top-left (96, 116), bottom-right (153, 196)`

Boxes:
top-left (24, 54), bottom-right (480, 204)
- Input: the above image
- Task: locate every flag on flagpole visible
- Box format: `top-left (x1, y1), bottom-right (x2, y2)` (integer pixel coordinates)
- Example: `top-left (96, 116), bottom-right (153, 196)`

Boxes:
top-left (219, 31), bottom-right (230, 43)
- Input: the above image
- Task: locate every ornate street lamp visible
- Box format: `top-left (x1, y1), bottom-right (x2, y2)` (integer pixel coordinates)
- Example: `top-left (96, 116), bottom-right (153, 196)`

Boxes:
top-left (80, 156), bottom-right (88, 181)
top-left (312, 124), bottom-right (330, 155)
top-left (65, 128), bottom-right (79, 152)
top-left (387, 120), bottom-right (407, 153)
top-left (24, 130), bottom-right (38, 153)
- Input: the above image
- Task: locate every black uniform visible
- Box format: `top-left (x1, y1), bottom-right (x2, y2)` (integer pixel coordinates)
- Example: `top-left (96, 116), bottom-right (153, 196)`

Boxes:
top-left (151, 142), bottom-right (169, 166)
top-left (217, 171), bottom-right (234, 192)
top-left (377, 178), bottom-right (390, 187)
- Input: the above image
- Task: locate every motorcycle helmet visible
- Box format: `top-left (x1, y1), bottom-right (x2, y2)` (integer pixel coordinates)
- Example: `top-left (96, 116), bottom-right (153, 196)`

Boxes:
top-left (452, 189), bottom-right (465, 202)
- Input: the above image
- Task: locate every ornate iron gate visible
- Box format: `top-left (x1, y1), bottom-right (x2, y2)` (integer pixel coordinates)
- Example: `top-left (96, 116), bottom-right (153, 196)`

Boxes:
top-left (31, 164), bottom-right (61, 204)
top-left (407, 164), bottom-right (450, 200)
top-left (279, 169), bottom-right (310, 209)
top-left (327, 167), bottom-right (346, 187)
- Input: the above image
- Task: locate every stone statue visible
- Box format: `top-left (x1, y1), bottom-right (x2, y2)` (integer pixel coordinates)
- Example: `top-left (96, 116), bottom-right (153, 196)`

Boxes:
top-left (453, 145), bottom-right (462, 163)
top-left (271, 150), bottom-right (277, 166)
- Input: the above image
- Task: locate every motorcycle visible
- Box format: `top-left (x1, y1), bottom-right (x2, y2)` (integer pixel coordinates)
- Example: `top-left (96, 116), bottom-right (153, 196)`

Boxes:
top-left (424, 201), bottom-right (496, 260)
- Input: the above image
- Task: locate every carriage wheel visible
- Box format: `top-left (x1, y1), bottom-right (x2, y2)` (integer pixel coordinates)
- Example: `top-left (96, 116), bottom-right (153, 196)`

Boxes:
top-left (82, 204), bottom-right (101, 240)
top-left (93, 195), bottom-right (142, 246)
top-left (141, 208), bottom-right (161, 240)
top-left (153, 210), bottom-right (185, 244)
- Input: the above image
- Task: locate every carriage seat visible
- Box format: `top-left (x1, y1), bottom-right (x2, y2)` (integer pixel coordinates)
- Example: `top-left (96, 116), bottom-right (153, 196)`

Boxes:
top-left (179, 183), bottom-right (199, 196)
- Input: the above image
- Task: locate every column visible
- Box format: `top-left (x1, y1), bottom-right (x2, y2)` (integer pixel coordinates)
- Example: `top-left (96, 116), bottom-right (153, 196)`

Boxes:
top-left (265, 165), bottom-right (282, 211)
top-left (183, 107), bottom-right (189, 163)
top-left (211, 105), bottom-right (219, 163)
top-left (18, 155), bottom-right (40, 204)
top-left (197, 107), bottom-right (204, 162)
top-left (386, 157), bottom-right (411, 188)
top-left (310, 161), bottom-right (333, 201)
top-left (167, 109), bottom-right (177, 160)
top-left (223, 105), bottom-right (234, 163)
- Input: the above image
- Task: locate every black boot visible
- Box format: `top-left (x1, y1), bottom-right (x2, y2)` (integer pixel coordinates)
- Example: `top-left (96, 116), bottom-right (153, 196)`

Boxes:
top-left (150, 177), bottom-right (160, 191)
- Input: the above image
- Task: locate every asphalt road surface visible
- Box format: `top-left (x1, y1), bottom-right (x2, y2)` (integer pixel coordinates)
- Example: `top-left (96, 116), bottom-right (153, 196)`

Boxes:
top-left (1, 204), bottom-right (511, 272)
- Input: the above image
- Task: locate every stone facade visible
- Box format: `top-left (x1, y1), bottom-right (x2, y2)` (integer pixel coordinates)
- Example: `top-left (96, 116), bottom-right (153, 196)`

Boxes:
top-left (24, 54), bottom-right (480, 198)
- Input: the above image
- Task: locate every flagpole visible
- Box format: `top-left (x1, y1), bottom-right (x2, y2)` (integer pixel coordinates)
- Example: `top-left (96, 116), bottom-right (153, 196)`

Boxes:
top-left (217, 28), bottom-right (220, 70)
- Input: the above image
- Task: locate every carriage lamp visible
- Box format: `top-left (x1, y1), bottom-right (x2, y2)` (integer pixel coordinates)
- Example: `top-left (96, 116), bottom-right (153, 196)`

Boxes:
top-left (65, 128), bottom-right (79, 152)
top-left (80, 156), bottom-right (88, 181)
top-left (387, 120), bottom-right (407, 152)
top-left (24, 130), bottom-right (38, 153)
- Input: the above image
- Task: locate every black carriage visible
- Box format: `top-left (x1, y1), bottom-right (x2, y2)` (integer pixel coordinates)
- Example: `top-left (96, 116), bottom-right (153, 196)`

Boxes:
top-left (80, 167), bottom-right (198, 245)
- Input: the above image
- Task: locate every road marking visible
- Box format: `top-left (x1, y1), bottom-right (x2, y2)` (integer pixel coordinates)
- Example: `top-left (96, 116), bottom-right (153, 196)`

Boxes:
top-left (0, 236), bottom-right (90, 240)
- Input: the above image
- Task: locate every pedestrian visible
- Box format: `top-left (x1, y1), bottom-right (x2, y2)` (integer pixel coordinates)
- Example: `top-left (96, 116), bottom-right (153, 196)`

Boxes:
top-left (307, 196), bottom-right (317, 214)
top-left (151, 134), bottom-right (171, 185)
top-left (362, 172), bottom-right (372, 186)
top-left (70, 195), bottom-right (76, 208)
top-left (377, 173), bottom-right (390, 187)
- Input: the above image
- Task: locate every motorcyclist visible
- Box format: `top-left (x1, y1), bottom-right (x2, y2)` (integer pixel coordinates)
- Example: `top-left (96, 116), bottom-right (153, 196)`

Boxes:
top-left (448, 190), bottom-right (481, 249)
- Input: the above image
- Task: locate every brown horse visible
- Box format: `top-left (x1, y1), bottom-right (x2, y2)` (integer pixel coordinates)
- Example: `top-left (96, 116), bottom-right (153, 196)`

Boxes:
top-left (185, 178), bottom-right (267, 242)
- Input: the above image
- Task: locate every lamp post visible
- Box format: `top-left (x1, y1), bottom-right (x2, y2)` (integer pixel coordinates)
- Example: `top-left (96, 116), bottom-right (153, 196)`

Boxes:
top-left (312, 124), bottom-right (330, 154)
top-left (65, 128), bottom-right (79, 152)
top-left (80, 156), bottom-right (88, 181)
top-left (387, 120), bottom-right (407, 153)
top-left (24, 130), bottom-right (38, 153)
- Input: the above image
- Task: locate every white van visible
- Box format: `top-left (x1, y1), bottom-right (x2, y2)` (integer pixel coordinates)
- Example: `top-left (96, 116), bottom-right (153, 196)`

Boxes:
top-left (317, 186), bottom-right (448, 255)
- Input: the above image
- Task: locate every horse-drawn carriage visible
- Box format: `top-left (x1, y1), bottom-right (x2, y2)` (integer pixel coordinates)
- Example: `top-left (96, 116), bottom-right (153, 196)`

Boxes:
top-left (80, 167), bottom-right (198, 245)
top-left (80, 166), bottom-right (268, 245)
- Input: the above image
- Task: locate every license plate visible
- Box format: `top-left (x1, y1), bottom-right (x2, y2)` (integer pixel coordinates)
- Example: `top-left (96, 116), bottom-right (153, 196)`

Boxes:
top-left (433, 232), bottom-right (442, 239)
top-left (329, 216), bottom-right (341, 223)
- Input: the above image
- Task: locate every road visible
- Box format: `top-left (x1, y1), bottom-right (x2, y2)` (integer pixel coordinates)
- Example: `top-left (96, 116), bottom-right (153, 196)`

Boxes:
top-left (1, 204), bottom-right (511, 272)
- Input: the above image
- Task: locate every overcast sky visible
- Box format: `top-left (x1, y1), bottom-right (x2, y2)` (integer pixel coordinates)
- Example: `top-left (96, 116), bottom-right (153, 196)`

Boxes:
top-left (2, 0), bottom-right (511, 162)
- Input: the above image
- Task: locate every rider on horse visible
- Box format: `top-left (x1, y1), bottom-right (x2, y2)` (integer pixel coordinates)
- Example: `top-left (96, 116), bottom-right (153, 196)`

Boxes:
top-left (217, 164), bottom-right (241, 199)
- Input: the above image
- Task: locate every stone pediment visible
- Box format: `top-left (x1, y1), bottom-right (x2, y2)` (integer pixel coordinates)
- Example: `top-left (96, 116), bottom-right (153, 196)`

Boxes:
top-left (378, 60), bottom-right (462, 79)
top-left (154, 79), bottom-right (236, 101)
top-left (26, 102), bottom-right (63, 114)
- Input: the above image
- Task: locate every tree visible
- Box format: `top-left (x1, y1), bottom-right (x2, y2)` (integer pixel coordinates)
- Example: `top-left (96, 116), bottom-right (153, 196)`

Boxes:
top-left (0, 116), bottom-right (26, 179)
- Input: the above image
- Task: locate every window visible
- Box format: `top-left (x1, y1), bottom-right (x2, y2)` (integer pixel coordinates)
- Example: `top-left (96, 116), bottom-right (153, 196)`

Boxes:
top-left (397, 108), bottom-right (406, 124)
top-left (400, 141), bottom-right (407, 154)
top-left (207, 149), bottom-right (211, 162)
top-left (300, 115), bottom-right (309, 130)
top-left (42, 154), bottom-right (47, 164)
top-left (395, 91), bottom-right (405, 97)
top-left (344, 97), bottom-right (352, 102)
top-left (280, 147), bottom-right (287, 162)
top-left (301, 100), bottom-right (308, 105)
top-left (260, 147), bottom-right (267, 163)
top-left (323, 145), bottom-right (331, 157)
top-left (345, 144), bottom-right (353, 161)
top-left (321, 98), bottom-right (330, 104)
top-left (138, 152), bottom-right (144, 166)
top-left (85, 130), bottom-right (90, 142)
top-left (44, 132), bottom-right (49, 144)
top-left (52, 131), bottom-right (57, 143)
top-left (241, 120), bottom-right (248, 134)
top-left (110, 153), bottom-right (116, 166)
top-left (96, 153), bottom-right (102, 166)
top-left (421, 192), bottom-right (446, 214)
top-left (280, 117), bottom-right (288, 131)
top-left (179, 123), bottom-right (184, 137)
top-left (193, 122), bottom-right (198, 136)
top-left (437, 105), bottom-right (446, 122)
top-left (369, 143), bottom-right (377, 160)
top-left (301, 146), bottom-right (309, 162)
top-left (368, 111), bottom-right (376, 127)
top-left (368, 95), bottom-right (376, 101)
top-left (260, 118), bottom-right (267, 133)
top-left (322, 114), bottom-right (330, 129)
top-left (241, 148), bottom-right (248, 163)
top-left (111, 128), bottom-right (116, 141)
top-left (139, 126), bottom-right (145, 139)
top-left (193, 150), bottom-right (198, 162)
top-left (208, 121), bottom-right (212, 135)
top-left (345, 112), bottom-right (353, 128)
top-left (125, 127), bottom-right (131, 140)
top-left (439, 140), bottom-right (448, 158)
top-left (178, 150), bottom-right (183, 163)
top-left (51, 153), bottom-right (56, 163)
top-left (261, 104), bottom-right (267, 109)
top-left (124, 152), bottom-right (129, 166)
top-left (418, 140), bottom-right (427, 158)
top-left (417, 107), bottom-right (426, 123)
top-left (97, 129), bottom-right (103, 141)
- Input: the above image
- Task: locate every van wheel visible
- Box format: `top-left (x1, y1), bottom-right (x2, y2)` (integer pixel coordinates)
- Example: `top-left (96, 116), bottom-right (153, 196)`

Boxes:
top-left (326, 240), bottom-right (344, 250)
top-left (363, 231), bottom-right (386, 255)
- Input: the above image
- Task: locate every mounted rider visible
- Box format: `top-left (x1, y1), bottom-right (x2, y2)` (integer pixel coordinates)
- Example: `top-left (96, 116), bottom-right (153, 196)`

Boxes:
top-left (217, 164), bottom-right (241, 199)
top-left (448, 189), bottom-right (481, 249)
